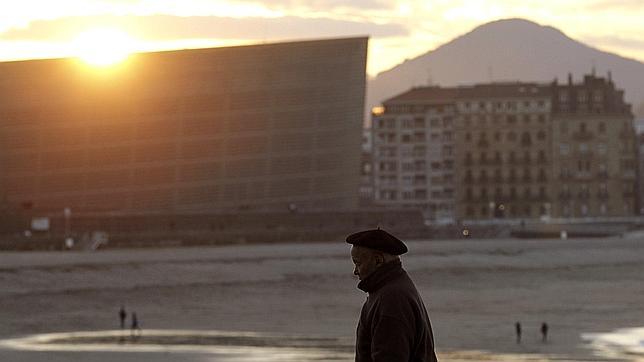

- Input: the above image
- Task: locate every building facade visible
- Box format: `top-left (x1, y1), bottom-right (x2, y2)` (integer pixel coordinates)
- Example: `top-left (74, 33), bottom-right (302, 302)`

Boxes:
top-left (370, 73), bottom-right (636, 221)
top-left (0, 37), bottom-right (368, 214)
top-left (551, 73), bottom-right (637, 218)
top-left (371, 88), bottom-right (457, 221)
top-left (454, 83), bottom-right (553, 220)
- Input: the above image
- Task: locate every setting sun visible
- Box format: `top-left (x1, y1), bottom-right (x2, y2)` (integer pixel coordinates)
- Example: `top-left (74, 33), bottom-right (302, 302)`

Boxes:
top-left (73, 28), bottom-right (135, 67)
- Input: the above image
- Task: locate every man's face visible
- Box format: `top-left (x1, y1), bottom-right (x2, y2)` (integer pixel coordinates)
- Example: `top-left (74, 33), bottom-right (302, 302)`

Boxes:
top-left (351, 246), bottom-right (379, 280)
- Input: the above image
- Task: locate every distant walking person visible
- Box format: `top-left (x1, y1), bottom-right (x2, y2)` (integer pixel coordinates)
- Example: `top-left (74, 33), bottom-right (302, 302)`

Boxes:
top-left (515, 322), bottom-right (522, 344)
top-left (541, 322), bottom-right (549, 343)
top-left (119, 306), bottom-right (127, 329)
top-left (131, 312), bottom-right (141, 338)
top-left (347, 229), bottom-right (438, 362)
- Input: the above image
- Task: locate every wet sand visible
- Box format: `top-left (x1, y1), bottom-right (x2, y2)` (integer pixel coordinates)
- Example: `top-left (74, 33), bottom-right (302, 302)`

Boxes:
top-left (0, 236), bottom-right (643, 361)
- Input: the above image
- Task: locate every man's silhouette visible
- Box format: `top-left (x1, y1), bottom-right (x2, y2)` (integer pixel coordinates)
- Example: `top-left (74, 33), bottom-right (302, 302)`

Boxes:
top-left (347, 229), bottom-right (438, 362)
top-left (541, 322), bottom-right (549, 343)
top-left (131, 312), bottom-right (141, 338)
top-left (119, 306), bottom-right (127, 329)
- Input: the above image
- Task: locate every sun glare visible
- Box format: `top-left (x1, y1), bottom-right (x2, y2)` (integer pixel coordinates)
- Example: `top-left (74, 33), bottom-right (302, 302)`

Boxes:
top-left (73, 28), bottom-right (135, 67)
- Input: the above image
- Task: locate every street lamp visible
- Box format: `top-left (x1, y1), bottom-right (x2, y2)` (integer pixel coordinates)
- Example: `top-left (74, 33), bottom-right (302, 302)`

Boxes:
top-left (63, 207), bottom-right (73, 249)
top-left (488, 201), bottom-right (496, 220)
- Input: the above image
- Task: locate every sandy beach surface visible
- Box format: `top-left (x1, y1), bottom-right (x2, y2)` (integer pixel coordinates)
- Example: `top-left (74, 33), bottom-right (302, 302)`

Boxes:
top-left (0, 235), bottom-right (643, 361)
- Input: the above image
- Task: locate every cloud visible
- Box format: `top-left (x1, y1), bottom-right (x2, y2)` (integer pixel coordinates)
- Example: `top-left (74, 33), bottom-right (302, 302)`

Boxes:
top-left (0, 14), bottom-right (407, 41)
top-left (233, 0), bottom-right (394, 11)
top-left (581, 35), bottom-right (644, 52)
top-left (588, 0), bottom-right (644, 10)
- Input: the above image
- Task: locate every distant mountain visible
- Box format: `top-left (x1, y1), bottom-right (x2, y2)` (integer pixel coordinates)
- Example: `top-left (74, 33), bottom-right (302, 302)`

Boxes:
top-left (367, 18), bottom-right (644, 120)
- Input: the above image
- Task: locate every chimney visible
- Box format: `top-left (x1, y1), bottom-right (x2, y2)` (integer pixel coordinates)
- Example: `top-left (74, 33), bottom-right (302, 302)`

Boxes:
top-left (568, 73), bottom-right (572, 86)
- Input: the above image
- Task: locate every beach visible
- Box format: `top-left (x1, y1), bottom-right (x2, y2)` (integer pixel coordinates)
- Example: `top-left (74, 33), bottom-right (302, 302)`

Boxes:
top-left (1, 235), bottom-right (643, 361)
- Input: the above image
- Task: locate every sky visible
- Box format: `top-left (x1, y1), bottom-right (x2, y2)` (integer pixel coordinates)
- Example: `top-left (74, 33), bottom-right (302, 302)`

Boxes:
top-left (0, 0), bottom-right (643, 77)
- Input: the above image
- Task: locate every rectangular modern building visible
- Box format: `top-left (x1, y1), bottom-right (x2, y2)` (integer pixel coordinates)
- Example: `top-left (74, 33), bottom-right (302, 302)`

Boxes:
top-left (0, 37), bottom-right (368, 213)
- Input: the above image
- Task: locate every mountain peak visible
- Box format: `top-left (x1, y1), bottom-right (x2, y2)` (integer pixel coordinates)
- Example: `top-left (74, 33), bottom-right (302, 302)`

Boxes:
top-left (368, 18), bottom-right (644, 119)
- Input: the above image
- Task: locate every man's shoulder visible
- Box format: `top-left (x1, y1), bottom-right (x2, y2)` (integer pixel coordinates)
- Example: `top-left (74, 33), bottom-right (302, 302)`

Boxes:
top-left (375, 272), bottom-right (419, 300)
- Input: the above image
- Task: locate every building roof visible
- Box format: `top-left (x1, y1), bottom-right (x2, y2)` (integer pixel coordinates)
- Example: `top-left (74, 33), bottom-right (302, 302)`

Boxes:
top-left (383, 82), bottom-right (551, 105)
top-left (383, 86), bottom-right (459, 104)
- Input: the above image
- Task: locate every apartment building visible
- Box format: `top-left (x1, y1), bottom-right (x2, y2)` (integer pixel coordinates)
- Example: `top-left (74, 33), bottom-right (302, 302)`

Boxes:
top-left (551, 73), bottom-right (636, 217)
top-left (455, 83), bottom-right (552, 220)
top-left (370, 73), bottom-right (635, 221)
top-left (371, 87), bottom-right (458, 221)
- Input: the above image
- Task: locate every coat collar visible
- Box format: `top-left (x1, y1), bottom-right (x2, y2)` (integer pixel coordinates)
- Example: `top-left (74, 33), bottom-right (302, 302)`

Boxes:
top-left (357, 260), bottom-right (403, 293)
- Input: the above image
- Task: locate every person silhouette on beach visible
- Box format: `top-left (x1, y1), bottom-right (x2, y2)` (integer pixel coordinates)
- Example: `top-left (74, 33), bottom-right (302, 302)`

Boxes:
top-left (119, 305), bottom-right (127, 329)
top-left (131, 312), bottom-right (141, 338)
top-left (347, 229), bottom-right (438, 362)
top-left (541, 322), bottom-right (549, 342)
top-left (515, 321), bottom-right (522, 344)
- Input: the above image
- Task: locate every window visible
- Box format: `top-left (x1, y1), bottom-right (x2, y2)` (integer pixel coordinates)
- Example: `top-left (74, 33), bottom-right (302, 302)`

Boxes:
top-left (599, 122), bottom-right (606, 134)
top-left (520, 132), bottom-right (532, 146)
top-left (507, 132), bottom-right (517, 142)
top-left (598, 143), bottom-right (607, 155)
top-left (509, 152), bottom-right (516, 163)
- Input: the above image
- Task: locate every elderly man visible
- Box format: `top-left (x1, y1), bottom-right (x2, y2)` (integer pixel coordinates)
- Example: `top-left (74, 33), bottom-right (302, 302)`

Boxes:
top-left (347, 229), bottom-right (438, 362)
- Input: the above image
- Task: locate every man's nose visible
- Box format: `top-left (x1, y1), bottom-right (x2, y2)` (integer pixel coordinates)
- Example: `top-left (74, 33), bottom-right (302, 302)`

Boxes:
top-left (353, 266), bottom-right (359, 276)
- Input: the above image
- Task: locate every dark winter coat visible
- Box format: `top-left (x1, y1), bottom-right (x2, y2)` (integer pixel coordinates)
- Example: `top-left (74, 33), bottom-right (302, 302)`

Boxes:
top-left (355, 260), bottom-right (438, 362)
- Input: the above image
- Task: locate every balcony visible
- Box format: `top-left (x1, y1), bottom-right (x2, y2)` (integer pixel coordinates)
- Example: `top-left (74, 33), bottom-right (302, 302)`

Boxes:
top-left (572, 131), bottom-right (594, 141)
top-left (558, 192), bottom-right (572, 200)
top-left (619, 130), bottom-right (633, 140)
top-left (577, 192), bottom-right (591, 200)
top-left (597, 192), bottom-right (609, 200)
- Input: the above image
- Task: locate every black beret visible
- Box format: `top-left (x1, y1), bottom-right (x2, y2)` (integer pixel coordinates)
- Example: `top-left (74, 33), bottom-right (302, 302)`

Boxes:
top-left (346, 229), bottom-right (408, 255)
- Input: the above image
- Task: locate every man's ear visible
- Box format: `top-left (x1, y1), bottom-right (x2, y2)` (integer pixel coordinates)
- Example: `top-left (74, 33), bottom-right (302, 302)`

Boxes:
top-left (374, 252), bottom-right (385, 266)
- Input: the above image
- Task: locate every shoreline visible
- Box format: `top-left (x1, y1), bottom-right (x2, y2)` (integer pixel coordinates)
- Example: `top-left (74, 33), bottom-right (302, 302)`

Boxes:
top-left (1, 237), bottom-right (643, 361)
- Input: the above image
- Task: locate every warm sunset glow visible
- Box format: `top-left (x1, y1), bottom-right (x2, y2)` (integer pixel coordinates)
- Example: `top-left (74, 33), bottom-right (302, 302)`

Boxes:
top-left (73, 28), bottom-right (135, 67)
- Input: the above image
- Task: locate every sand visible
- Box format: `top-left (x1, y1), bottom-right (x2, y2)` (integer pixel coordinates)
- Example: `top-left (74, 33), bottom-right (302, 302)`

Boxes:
top-left (0, 235), bottom-right (643, 361)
